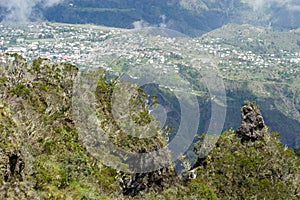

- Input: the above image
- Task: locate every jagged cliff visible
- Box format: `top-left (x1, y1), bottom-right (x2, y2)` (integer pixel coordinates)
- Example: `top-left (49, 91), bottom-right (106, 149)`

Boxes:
top-left (0, 54), bottom-right (299, 199)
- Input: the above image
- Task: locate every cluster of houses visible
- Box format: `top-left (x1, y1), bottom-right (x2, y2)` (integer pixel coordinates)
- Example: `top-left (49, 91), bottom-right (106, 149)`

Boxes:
top-left (0, 22), bottom-right (122, 68)
top-left (0, 22), bottom-right (299, 81)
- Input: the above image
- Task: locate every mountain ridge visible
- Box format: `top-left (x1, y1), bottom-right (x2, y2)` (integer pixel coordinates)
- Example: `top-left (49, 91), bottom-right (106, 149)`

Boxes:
top-left (1, 0), bottom-right (300, 36)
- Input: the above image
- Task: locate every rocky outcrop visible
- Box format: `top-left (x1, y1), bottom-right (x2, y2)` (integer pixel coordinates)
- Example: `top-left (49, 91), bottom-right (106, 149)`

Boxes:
top-left (3, 151), bottom-right (25, 182)
top-left (120, 167), bottom-right (177, 196)
top-left (236, 102), bottom-right (266, 141)
top-left (116, 144), bottom-right (178, 196)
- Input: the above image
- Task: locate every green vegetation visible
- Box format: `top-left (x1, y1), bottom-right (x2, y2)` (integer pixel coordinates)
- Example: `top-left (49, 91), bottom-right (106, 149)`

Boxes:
top-left (194, 130), bottom-right (300, 199)
top-left (0, 55), bottom-right (119, 199)
top-left (0, 55), bottom-right (299, 199)
top-left (38, 0), bottom-right (300, 36)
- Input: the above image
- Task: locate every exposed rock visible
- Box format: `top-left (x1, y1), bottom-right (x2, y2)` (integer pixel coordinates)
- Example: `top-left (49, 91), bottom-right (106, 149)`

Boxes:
top-left (120, 167), bottom-right (177, 196)
top-left (181, 168), bottom-right (198, 185)
top-left (236, 102), bottom-right (266, 141)
top-left (4, 151), bottom-right (25, 182)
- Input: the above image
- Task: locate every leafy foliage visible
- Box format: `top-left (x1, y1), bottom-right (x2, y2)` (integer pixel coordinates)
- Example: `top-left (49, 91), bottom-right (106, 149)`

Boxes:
top-left (0, 55), bottom-right (119, 199)
top-left (194, 130), bottom-right (300, 199)
top-left (0, 55), bottom-right (299, 199)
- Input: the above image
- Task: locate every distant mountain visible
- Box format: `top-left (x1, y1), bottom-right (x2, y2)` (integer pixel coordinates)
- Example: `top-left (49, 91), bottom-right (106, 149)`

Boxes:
top-left (1, 0), bottom-right (300, 36)
top-left (41, 0), bottom-right (236, 36)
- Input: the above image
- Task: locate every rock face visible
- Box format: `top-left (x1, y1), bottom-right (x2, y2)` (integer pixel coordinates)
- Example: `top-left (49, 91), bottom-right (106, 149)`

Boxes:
top-left (236, 102), bottom-right (266, 141)
top-left (120, 167), bottom-right (177, 196)
top-left (4, 152), bottom-right (25, 182)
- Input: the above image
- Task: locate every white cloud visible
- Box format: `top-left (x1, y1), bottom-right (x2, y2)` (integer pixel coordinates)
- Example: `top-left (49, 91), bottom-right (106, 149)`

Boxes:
top-left (133, 15), bottom-right (168, 30)
top-left (133, 20), bottom-right (151, 29)
top-left (246, 0), bottom-right (293, 10)
top-left (160, 15), bottom-right (167, 28)
top-left (287, 5), bottom-right (300, 11)
top-left (0, 0), bottom-right (64, 22)
top-left (42, 0), bottom-right (64, 7)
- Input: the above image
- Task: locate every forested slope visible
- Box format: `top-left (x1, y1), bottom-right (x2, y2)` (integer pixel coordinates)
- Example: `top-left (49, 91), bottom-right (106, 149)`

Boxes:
top-left (0, 54), bottom-right (299, 199)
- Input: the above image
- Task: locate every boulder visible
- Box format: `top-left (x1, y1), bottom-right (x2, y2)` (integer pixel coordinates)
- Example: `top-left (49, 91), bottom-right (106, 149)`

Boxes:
top-left (236, 102), bottom-right (266, 141)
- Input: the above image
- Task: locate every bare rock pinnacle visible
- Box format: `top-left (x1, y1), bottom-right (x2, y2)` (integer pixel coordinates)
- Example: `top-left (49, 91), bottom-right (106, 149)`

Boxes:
top-left (236, 102), bottom-right (266, 141)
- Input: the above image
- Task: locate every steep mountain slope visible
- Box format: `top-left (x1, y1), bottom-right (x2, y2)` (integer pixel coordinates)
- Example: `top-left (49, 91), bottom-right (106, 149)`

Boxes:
top-left (0, 54), bottom-right (299, 199)
top-left (1, 0), bottom-right (300, 36)
top-left (1, 21), bottom-right (300, 149)
top-left (200, 23), bottom-right (300, 148)
top-left (43, 0), bottom-right (300, 34)
top-left (0, 54), bottom-right (178, 199)
top-left (42, 0), bottom-right (234, 36)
